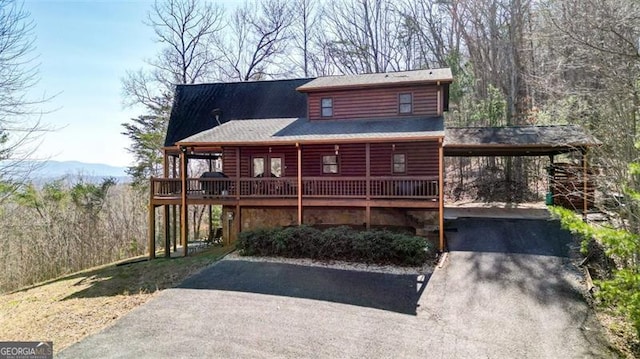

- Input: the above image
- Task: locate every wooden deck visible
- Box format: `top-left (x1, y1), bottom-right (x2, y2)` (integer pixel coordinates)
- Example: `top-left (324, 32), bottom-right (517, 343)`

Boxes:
top-left (150, 176), bottom-right (440, 208)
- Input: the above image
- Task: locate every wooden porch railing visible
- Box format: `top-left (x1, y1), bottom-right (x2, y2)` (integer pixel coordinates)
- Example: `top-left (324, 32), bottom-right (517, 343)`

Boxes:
top-left (151, 176), bottom-right (439, 200)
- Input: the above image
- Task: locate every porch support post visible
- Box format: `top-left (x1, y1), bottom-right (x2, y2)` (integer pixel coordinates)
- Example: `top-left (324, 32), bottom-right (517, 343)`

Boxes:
top-left (297, 143), bottom-right (303, 225)
top-left (548, 155), bottom-right (555, 199)
top-left (180, 147), bottom-right (188, 257)
top-left (438, 138), bottom-right (445, 252)
top-left (148, 180), bottom-right (156, 259)
top-left (172, 155), bottom-right (177, 252)
top-left (208, 157), bottom-right (213, 242)
top-left (437, 83), bottom-right (443, 115)
top-left (163, 206), bottom-right (170, 258)
top-left (163, 151), bottom-right (170, 258)
top-left (582, 149), bottom-right (588, 220)
top-left (365, 143), bottom-right (371, 229)
top-left (234, 147), bottom-right (241, 245)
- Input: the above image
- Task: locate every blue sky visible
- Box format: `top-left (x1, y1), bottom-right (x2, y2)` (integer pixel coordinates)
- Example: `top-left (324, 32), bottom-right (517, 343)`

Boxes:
top-left (24, 0), bottom-right (160, 167)
top-left (24, 0), bottom-right (239, 168)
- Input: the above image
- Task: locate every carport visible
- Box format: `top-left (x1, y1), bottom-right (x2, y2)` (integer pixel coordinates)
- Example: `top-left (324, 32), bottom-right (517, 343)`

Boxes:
top-left (443, 125), bottom-right (601, 217)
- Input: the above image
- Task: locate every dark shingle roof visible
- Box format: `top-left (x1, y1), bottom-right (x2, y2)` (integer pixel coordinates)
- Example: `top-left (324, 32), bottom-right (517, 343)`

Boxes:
top-left (165, 78), bottom-right (313, 146)
top-left (297, 68), bottom-right (453, 92)
top-left (444, 125), bottom-right (601, 156)
top-left (178, 117), bottom-right (444, 145)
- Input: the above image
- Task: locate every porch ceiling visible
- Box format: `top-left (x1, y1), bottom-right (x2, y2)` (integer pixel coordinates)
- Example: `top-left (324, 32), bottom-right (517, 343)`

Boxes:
top-left (443, 125), bottom-right (601, 157)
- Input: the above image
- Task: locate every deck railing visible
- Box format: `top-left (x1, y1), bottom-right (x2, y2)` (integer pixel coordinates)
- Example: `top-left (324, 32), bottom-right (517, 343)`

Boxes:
top-left (151, 176), bottom-right (438, 200)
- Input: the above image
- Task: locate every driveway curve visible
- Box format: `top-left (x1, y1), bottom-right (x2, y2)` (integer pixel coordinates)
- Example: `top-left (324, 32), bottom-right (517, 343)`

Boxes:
top-left (58, 218), bottom-right (615, 358)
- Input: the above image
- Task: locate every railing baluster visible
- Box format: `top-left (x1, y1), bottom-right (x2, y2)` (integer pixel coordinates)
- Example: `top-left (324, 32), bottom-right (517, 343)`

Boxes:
top-left (151, 176), bottom-right (439, 201)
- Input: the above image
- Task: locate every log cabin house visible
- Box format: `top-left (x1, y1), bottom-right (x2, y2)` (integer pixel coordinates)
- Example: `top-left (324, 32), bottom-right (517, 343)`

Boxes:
top-left (149, 68), bottom-right (600, 258)
top-left (150, 69), bottom-right (451, 258)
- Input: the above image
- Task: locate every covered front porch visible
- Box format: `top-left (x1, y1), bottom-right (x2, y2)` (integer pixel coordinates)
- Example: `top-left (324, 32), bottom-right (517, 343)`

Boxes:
top-left (148, 143), bottom-right (444, 259)
top-left (150, 175), bottom-right (439, 206)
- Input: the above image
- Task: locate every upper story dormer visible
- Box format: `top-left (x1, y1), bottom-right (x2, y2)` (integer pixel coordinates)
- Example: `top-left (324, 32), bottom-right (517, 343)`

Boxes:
top-left (296, 68), bottom-right (453, 121)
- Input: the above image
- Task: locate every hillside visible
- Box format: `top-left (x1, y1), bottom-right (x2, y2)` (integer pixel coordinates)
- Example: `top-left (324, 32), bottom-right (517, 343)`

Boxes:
top-left (32, 160), bottom-right (128, 180)
top-left (0, 246), bottom-right (232, 353)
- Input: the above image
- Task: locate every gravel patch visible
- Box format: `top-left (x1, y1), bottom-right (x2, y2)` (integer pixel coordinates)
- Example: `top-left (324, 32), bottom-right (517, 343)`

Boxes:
top-left (223, 251), bottom-right (433, 275)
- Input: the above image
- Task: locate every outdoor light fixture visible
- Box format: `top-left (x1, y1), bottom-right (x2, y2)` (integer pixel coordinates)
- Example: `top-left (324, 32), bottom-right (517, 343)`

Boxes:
top-left (392, 144), bottom-right (396, 151)
top-left (334, 144), bottom-right (339, 155)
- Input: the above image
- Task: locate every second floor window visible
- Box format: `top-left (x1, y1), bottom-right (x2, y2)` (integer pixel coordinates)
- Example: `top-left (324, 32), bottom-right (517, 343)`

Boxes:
top-left (321, 98), bottom-right (333, 117)
top-left (399, 93), bottom-right (412, 114)
top-left (322, 155), bottom-right (338, 174)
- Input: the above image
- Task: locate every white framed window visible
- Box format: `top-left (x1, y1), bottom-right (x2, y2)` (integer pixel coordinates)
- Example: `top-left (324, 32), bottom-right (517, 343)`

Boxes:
top-left (399, 93), bottom-right (413, 114)
top-left (393, 153), bottom-right (406, 173)
top-left (252, 156), bottom-right (283, 177)
top-left (322, 154), bottom-right (339, 174)
top-left (321, 98), bottom-right (333, 117)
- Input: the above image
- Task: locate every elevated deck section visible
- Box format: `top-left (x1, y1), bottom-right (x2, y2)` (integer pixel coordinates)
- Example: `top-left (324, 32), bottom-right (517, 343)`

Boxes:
top-left (150, 176), bottom-right (440, 208)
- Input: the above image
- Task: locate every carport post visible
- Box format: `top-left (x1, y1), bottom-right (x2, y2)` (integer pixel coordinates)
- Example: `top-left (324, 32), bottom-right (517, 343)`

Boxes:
top-left (297, 143), bottom-right (302, 225)
top-left (439, 137), bottom-right (445, 252)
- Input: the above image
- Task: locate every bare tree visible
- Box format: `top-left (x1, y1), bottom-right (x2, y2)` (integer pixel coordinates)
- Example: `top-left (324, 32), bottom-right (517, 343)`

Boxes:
top-left (0, 0), bottom-right (50, 192)
top-left (288, 0), bottom-right (325, 77)
top-left (121, 0), bottom-right (225, 183)
top-left (324, 0), bottom-right (410, 74)
top-left (454, 0), bottom-right (533, 125)
top-left (123, 0), bottom-right (225, 111)
top-left (217, 0), bottom-right (294, 81)
top-left (401, 0), bottom-right (463, 69)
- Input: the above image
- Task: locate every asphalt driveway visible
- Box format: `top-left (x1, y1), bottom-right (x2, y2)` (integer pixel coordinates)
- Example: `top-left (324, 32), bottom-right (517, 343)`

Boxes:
top-left (58, 218), bottom-right (615, 358)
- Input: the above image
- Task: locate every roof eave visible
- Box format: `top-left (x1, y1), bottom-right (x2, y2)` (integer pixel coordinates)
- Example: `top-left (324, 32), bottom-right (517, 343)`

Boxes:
top-left (176, 134), bottom-right (445, 148)
top-left (296, 79), bottom-right (453, 93)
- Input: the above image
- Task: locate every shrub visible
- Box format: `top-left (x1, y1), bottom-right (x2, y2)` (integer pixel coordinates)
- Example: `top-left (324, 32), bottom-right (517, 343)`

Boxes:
top-left (237, 225), bottom-right (433, 267)
top-left (549, 205), bottom-right (640, 337)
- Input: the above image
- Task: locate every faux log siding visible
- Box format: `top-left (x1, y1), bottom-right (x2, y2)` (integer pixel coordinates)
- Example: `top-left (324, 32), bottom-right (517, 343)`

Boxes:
top-left (222, 147), bottom-right (237, 176)
top-left (222, 146), bottom-right (299, 177)
top-left (308, 85), bottom-right (439, 120)
top-left (301, 143), bottom-right (366, 176)
top-left (222, 142), bottom-right (439, 177)
top-left (370, 142), bottom-right (440, 176)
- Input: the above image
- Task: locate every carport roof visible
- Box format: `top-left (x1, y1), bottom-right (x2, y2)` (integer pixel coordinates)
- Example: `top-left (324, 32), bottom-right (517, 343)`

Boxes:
top-left (443, 125), bottom-right (601, 157)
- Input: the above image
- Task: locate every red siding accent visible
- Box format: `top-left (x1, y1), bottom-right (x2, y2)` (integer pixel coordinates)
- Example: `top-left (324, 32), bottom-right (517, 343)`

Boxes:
top-left (222, 147), bottom-right (237, 175)
top-left (370, 142), bottom-right (439, 176)
top-left (301, 143), bottom-right (366, 176)
top-left (224, 145), bottom-right (298, 177)
top-left (223, 142), bottom-right (439, 177)
top-left (308, 85), bottom-right (439, 120)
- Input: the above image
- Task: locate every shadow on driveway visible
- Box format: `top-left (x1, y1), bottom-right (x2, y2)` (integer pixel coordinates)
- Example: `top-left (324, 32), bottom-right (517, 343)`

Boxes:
top-left (179, 260), bottom-right (431, 315)
top-left (446, 218), bottom-right (572, 256)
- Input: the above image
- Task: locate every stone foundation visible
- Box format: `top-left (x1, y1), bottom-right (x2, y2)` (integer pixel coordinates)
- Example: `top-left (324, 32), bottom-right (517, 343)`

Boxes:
top-left (222, 205), bottom-right (439, 243)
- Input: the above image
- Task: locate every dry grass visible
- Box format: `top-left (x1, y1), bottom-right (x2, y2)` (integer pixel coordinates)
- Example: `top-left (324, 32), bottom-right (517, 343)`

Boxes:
top-left (596, 310), bottom-right (640, 358)
top-left (0, 246), bottom-right (234, 353)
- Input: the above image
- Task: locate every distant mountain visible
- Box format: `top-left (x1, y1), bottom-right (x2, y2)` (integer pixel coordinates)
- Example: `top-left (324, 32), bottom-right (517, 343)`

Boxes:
top-left (27, 161), bottom-right (130, 183)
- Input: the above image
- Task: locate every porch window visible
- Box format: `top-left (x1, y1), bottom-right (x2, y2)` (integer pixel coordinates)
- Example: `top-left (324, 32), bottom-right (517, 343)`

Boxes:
top-left (252, 157), bottom-right (265, 177)
top-left (253, 156), bottom-right (283, 177)
top-left (399, 93), bottom-right (412, 114)
top-left (270, 157), bottom-right (282, 177)
top-left (322, 155), bottom-right (339, 174)
top-left (393, 153), bottom-right (406, 173)
top-left (321, 98), bottom-right (333, 117)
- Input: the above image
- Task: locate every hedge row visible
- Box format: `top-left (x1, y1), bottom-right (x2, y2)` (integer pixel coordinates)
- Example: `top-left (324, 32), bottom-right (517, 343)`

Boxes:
top-left (237, 225), bottom-right (434, 266)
